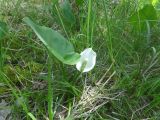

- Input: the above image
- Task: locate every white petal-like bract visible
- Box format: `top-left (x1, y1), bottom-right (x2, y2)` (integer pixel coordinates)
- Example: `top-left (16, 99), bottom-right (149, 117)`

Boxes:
top-left (76, 48), bottom-right (96, 72)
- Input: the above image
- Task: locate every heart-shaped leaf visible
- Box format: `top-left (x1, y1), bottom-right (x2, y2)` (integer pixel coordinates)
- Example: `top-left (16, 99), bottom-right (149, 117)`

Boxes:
top-left (129, 4), bottom-right (157, 32)
top-left (23, 17), bottom-right (80, 65)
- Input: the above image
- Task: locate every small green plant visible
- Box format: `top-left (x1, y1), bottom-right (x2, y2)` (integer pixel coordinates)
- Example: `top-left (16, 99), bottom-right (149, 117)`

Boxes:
top-left (23, 17), bottom-right (96, 72)
top-left (23, 17), bottom-right (96, 120)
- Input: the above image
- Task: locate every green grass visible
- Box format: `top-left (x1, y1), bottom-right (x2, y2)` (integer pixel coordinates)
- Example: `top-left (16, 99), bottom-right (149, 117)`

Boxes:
top-left (1, 0), bottom-right (160, 119)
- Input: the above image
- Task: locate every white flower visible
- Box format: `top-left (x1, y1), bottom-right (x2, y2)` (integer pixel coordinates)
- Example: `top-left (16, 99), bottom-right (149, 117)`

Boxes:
top-left (76, 48), bottom-right (96, 73)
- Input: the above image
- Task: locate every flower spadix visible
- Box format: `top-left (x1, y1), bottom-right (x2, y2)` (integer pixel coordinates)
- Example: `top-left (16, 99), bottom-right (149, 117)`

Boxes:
top-left (76, 48), bottom-right (96, 73)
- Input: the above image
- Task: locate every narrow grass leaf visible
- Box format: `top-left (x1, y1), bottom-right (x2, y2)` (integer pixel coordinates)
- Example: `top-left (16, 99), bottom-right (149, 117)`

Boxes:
top-left (27, 112), bottom-right (37, 120)
top-left (0, 21), bottom-right (8, 40)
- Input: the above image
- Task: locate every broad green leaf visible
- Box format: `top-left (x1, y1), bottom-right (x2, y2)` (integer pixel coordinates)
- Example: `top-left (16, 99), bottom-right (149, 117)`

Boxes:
top-left (152, 0), bottom-right (160, 10)
top-left (0, 21), bottom-right (8, 39)
top-left (152, 0), bottom-right (158, 5)
top-left (23, 17), bottom-right (80, 65)
top-left (129, 4), bottom-right (157, 32)
top-left (60, 0), bottom-right (76, 25)
top-left (138, 0), bottom-right (152, 6)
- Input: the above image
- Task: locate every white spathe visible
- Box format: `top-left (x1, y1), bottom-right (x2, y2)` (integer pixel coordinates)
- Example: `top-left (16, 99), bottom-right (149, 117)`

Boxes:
top-left (76, 48), bottom-right (96, 72)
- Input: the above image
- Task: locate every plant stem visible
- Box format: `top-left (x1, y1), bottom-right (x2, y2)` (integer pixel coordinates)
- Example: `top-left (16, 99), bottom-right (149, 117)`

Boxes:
top-left (87, 0), bottom-right (92, 47)
top-left (48, 53), bottom-right (54, 120)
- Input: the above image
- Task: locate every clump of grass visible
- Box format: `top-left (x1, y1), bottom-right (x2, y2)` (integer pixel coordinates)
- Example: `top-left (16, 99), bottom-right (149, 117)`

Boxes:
top-left (1, 0), bottom-right (160, 120)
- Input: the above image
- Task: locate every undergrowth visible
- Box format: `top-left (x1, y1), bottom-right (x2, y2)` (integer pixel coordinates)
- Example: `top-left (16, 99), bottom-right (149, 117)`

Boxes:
top-left (1, 0), bottom-right (160, 119)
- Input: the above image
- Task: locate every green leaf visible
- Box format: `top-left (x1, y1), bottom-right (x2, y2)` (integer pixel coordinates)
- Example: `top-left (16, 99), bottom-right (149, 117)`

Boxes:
top-left (52, 0), bottom-right (58, 5)
top-left (0, 21), bottom-right (8, 40)
top-left (60, 0), bottom-right (76, 25)
top-left (27, 112), bottom-right (37, 120)
top-left (152, 0), bottom-right (159, 5)
top-left (129, 4), bottom-right (157, 32)
top-left (76, 0), bottom-right (84, 5)
top-left (23, 17), bottom-right (80, 65)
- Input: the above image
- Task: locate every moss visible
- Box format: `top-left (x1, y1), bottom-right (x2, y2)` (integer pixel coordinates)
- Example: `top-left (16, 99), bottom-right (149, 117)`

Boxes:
top-left (26, 61), bottom-right (44, 73)
top-left (3, 61), bottom-right (43, 82)
top-left (0, 87), bottom-right (8, 94)
top-left (3, 65), bottom-right (18, 82)
top-left (1, 61), bottom-right (44, 94)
